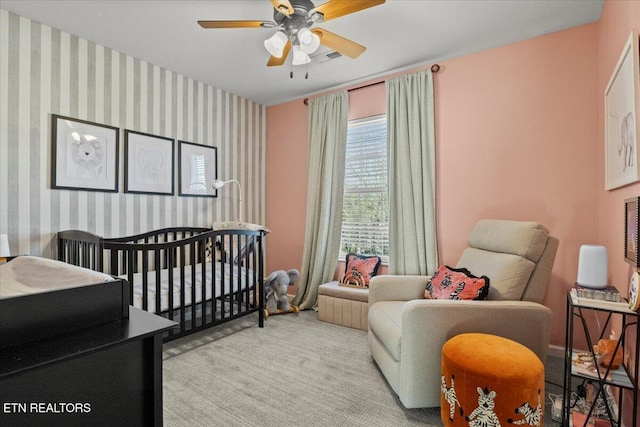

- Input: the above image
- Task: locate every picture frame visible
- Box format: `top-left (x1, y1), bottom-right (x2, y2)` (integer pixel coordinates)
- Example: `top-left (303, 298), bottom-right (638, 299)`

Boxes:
top-left (124, 130), bottom-right (174, 195)
top-left (605, 29), bottom-right (640, 190)
top-left (178, 141), bottom-right (218, 197)
top-left (625, 197), bottom-right (639, 267)
top-left (51, 114), bottom-right (119, 192)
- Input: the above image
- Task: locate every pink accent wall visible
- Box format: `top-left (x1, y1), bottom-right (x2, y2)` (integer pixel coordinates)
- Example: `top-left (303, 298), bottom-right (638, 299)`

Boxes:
top-left (598, 0), bottom-right (640, 308)
top-left (267, 23), bottom-right (600, 341)
top-left (597, 1), bottom-right (640, 423)
top-left (436, 23), bottom-right (599, 350)
top-left (265, 101), bottom-right (309, 283)
top-left (266, 2), bottom-right (639, 372)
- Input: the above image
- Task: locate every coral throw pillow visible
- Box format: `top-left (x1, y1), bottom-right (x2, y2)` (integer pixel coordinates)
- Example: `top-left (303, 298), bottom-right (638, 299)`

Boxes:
top-left (425, 265), bottom-right (490, 300)
top-left (341, 253), bottom-right (382, 287)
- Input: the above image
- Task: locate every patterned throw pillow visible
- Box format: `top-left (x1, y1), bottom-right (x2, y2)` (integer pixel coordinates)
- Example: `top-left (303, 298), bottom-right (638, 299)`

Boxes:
top-left (340, 253), bottom-right (382, 287)
top-left (424, 265), bottom-right (490, 300)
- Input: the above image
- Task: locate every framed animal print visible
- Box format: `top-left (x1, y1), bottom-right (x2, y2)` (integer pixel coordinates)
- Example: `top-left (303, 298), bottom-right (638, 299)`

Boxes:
top-left (605, 30), bottom-right (640, 190)
top-left (124, 130), bottom-right (175, 196)
top-left (51, 114), bottom-right (119, 192)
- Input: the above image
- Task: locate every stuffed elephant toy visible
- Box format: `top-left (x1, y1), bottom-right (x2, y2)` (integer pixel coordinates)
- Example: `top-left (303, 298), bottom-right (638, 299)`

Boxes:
top-left (264, 269), bottom-right (300, 314)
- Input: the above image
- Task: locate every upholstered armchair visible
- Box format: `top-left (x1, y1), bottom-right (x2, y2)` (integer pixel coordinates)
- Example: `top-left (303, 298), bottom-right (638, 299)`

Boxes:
top-left (367, 219), bottom-right (559, 408)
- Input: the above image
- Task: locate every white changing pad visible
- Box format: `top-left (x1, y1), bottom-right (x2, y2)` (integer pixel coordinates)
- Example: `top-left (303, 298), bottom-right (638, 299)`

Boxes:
top-left (0, 256), bottom-right (114, 298)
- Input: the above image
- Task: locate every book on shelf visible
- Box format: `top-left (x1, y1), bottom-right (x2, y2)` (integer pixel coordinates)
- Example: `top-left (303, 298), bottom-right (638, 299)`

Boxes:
top-left (573, 284), bottom-right (622, 302)
top-left (570, 289), bottom-right (632, 312)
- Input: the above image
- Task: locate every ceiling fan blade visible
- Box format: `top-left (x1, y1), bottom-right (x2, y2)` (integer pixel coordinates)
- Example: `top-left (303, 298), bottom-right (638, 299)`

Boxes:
top-left (198, 20), bottom-right (272, 29)
top-left (271, 0), bottom-right (294, 16)
top-left (314, 0), bottom-right (385, 22)
top-left (312, 28), bottom-right (366, 59)
top-left (267, 40), bottom-right (292, 66)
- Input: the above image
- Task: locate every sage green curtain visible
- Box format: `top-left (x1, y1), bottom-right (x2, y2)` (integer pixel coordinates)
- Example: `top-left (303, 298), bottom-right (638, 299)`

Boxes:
top-left (387, 70), bottom-right (438, 275)
top-left (292, 91), bottom-right (348, 309)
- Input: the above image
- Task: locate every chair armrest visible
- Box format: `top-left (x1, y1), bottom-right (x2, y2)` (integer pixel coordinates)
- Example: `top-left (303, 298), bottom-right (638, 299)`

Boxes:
top-left (368, 275), bottom-right (429, 310)
top-left (402, 299), bottom-right (552, 362)
top-left (389, 299), bottom-right (552, 406)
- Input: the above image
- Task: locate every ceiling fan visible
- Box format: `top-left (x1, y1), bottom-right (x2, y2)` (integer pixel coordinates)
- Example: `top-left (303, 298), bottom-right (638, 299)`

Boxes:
top-left (198, 0), bottom-right (386, 68)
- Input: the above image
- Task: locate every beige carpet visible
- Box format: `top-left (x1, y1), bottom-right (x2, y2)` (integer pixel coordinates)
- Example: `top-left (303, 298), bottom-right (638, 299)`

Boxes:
top-left (162, 310), bottom-right (442, 426)
top-left (163, 310), bottom-right (563, 426)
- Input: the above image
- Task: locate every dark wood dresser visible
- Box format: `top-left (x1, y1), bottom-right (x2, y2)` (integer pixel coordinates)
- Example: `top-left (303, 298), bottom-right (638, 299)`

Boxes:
top-left (0, 276), bottom-right (176, 426)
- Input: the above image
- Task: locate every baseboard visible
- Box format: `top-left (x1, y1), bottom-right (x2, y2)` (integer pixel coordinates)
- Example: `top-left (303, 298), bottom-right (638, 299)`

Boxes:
top-left (548, 344), bottom-right (565, 358)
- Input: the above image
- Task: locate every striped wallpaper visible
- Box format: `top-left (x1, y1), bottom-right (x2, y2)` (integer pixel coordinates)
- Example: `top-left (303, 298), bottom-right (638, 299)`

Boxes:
top-left (0, 9), bottom-right (266, 258)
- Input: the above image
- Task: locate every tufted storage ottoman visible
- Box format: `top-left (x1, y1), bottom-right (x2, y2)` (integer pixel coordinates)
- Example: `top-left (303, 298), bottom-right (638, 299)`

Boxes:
top-left (317, 281), bottom-right (369, 330)
top-left (440, 333), bottom-right (544, 427)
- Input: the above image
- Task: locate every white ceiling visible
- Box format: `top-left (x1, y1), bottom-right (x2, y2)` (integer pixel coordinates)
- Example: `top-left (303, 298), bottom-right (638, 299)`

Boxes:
top-left (1, 0), bottom-right (604, 106)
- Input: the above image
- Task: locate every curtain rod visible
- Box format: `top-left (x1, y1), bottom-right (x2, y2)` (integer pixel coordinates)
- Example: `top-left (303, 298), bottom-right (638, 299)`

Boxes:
top-left (303, 63), bottom-right (440, 105)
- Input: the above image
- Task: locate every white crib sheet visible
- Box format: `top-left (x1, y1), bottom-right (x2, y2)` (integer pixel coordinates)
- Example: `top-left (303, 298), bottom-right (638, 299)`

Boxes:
top-left (122, 262), bottom-right (255, 313)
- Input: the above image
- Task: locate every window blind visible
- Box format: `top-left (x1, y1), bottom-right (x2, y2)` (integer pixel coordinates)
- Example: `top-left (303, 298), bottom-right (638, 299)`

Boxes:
top-left (341, 115), bottom-right (389, 259)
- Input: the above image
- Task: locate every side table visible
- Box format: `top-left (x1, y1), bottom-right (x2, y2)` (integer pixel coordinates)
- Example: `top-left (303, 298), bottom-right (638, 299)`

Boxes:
top-left (563, 291), bottom-right (639, 427)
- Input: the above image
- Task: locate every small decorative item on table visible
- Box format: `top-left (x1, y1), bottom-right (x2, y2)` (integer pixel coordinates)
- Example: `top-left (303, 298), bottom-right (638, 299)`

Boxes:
top-left (593, 330), bottom-right (624, 370)
top-left (629, 271), bottom-right (640, 312)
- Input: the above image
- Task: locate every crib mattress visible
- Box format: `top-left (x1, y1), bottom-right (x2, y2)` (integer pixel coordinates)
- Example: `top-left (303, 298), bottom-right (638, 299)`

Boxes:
top-left (122, 262), bottom-right (255, 313)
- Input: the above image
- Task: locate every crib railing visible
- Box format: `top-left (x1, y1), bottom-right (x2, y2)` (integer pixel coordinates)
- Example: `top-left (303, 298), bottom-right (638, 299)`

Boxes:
top-left (56, 227), bottom-right (265, 340)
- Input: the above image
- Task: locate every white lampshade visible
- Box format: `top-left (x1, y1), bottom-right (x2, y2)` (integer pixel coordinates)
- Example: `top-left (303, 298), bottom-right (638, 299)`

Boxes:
top-left (298, 28), bottom-right (320, 54)
top-left (264, 31), bottom-right (288, 58)
top-left (292, 45), bottom-right (311, 65)
top-left (0, 234), bottom-right (10, 258)
top-left (576, 244), bottom-right (608, 289)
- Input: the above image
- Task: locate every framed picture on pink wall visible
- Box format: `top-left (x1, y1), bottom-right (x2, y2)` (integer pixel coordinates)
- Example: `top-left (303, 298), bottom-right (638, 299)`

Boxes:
top-left (625, 197), bottom-right (639, 267)
top-left (605, 30), bottom-right (640, 190)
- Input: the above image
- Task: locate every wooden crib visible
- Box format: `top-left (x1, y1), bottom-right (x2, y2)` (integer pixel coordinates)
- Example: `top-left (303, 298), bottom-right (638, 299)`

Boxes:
top-left (57, 227), bottom-right (265, 341)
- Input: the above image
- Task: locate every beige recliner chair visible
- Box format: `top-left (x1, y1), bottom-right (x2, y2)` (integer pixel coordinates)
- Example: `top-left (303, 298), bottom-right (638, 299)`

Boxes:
top-left (367, 219), bottom-right (559, 408)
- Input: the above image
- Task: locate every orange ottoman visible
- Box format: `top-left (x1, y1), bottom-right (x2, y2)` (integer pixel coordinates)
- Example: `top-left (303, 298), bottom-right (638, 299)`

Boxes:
top-left (440, 333), bottom-right (544, 427)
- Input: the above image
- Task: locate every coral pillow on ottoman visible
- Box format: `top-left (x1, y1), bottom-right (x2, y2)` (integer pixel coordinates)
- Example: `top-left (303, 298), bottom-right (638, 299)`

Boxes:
top-left (340, 253), bottom-right (381, 287)
top-left (425, 265), bottom-right (490, 300)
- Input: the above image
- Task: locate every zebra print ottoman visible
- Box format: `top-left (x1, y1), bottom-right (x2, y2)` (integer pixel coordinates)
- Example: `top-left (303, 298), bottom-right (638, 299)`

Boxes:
top-left (440, 333), bottom-right (544, 427)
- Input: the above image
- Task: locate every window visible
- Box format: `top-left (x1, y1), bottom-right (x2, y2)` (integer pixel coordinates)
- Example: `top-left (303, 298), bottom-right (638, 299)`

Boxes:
top-left (340, 114), bottom-right (389, 261)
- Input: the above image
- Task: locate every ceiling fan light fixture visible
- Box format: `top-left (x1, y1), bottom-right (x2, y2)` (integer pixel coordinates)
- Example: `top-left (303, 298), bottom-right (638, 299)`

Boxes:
top-left (264, 31), bottom-right (288, 58)
top-left (292, 45), bottom-right (311, 65)
top-left (298, 27), bottom-right (313, 44)
top-left (298, 28), bottom-right (320, 54)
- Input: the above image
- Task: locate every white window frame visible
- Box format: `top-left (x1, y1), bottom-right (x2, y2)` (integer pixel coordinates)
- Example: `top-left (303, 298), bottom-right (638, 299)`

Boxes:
top-left (339, 114), bottom-right (389, 264)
